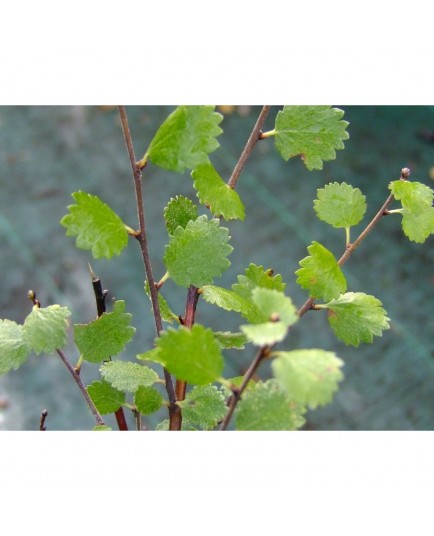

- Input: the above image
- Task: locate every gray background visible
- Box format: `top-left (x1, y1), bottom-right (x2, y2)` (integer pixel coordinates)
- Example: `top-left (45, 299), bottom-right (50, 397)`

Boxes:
top-left (0, 105), bottom-right (433, 430)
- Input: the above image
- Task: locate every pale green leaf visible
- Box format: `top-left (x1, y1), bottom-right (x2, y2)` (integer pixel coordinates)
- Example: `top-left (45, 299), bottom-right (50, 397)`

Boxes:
top-left (0, 320), bottom-right (31, 375)
top-left (401, 206), bottom-right (434, 243)
top-left (145, 105), bottom-right (223, 173)
top-left (74, 300), bottom-right (135, 363)
top-left (232, 264), bottom-right (287, 323)
top-left (201, 285), bottom-right (258, 320)
top-left (156, 324), bottom-right (224, 385)
top-left (178, 385), bottom-right (227, 430)
top-left (156, 418), bottom-right (197, 431)
top-left (274, 106), bottom-right (349, 170)
top-left (87, 380), bottom-right (125, 415)
top-left (240, 288), bottom-right (298, 346)
top-left (295, 241), bottom-right (347, 301)
top-left (389, 180), bottom-right (434, 243)
top-left (23, 305), bottom-right (71, 355)
top-left (235, 379), bottom-right (306, 431)
top-left (213, 331), bottom-right (249, 349)
top-left (100, 361), bottom-right (159, 392)
top-left (134, 386), bottom-right (163, 415)
top-left (191, 162), bottom-right (245, 220)
top-left (60, 191), bottom-right (129, 259)
top-left (136, 347), bottom-right (164, 364)
top-left (314, 182), bottom-right (367, 227)
top-left (93, 425), bottom-right (113, 431)
top-left (389, 180), bottom-right (434, 210)
top-left (324, 292), bottom-right (390, 347)
top-left (272, 349), bottom-right (344, 409)
top-left (163, 215), bottom-right (233, 288)
top-left (163, 195), bottom-right (198, 236)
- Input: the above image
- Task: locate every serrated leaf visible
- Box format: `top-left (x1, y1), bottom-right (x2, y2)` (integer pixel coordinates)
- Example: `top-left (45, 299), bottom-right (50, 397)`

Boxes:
top-left (23, 305), bottom-right (71, 355)
top-left (191, 162), bottom-right (245, 220)
top-left (178, 384), bottom-right (227, 430)
top-left (295, 241), bottom-right (347, 301)
top-left (314, 182), bottom-right (367, 228)
top-left (74, 300), bottom-right (135, 363)
top-left (100, 361), bottom-right (159, 392)
top-left (272, 350), bottom-right (344, 409)
top-left (201, 285), bottom-right (258, 319)
top-left (156, 324), bottom-right (224, 385)
top-left (324, 292), bottom-right (390, 347)
top-left (232, 264), bottom-right (287, 323)
top-left (214, 331), bottom-right (249, 349)
top-left (156, 418), bottom-right (197, 431)
top-left (144, 281), bottom-right (179, 324)
top-left (389, 180), bottom-right (434, 243)
top-left (136, 347), bottom-right (164, 364)
top-left (389, 180), bottom-right (434, 210)
top-left (163, 215), bottom-right (233, 288)
top-left (274, 106), bottom-right (349, 170)
top-left (0, 320), bottom-right (31, 375)
top-left (240, 288), bottom-right (298, 346)
top-left (235, 379), bottom-right (306, 431)
top-left (60, 191), bottom-right (129, 259)
top-left (87, 380), bottom-right (125, 415)
top-left (145, 105), bottom-right (223, 173)
top-left (401, 206), bottom-right (434, 243)
top-left (134, 386), bottom-right (163, 415)
top-left (163, 195), bottom-right (198, 236)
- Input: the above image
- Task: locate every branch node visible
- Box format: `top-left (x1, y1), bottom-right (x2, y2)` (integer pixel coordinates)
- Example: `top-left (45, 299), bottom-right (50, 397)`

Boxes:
top-left (401, 167), bottom-right (411, 180)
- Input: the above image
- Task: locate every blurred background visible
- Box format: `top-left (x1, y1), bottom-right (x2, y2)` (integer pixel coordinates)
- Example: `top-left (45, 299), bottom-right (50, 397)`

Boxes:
top-left (0, 105), bottom-right (433, 431)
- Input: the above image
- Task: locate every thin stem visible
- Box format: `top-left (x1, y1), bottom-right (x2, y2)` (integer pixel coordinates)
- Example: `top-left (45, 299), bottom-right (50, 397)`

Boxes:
top-left (227, 106), bottom-right (271, 189)
top-left (220, 345), bottom-right (271, 431)
top-left (39, 409), bottom-right (48, 431)
top-left (117, 106), bottom-right (177, 421)
top-left (56, 349), bottom-right (105, 427)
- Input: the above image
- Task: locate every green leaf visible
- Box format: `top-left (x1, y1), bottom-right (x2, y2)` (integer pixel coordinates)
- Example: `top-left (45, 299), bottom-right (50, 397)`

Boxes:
top-left (60, 191), bottom-right (129, 259)
top-left (155, 418), bottom-right (197, 431)
top-left (136, 347), bottom-right (164, 364)
top-left (201, 285), bottom-right (257, 320)
top-left (144, 281), bottom-right (179, 324)
top-left (389, 180), bottom-right (434, 243)
top-left (156, 324), bottom-right (224, 385)
top-left (240, 288), bottom-right (298, 346)
top-left (214, 331), bottom-right (249, 349)
top-left (0, 320), bottom-right (31, 375)
top-left (93, 425), bottom-right (113, 431)
top-left (23, 305), bottom-right (71, 355)
top-left (272, 350), bottom-right (344, 409)
top-left (145, 105), bottom-right (223, 173)
top-left (74, 300), bottom-right (135, 363)
top-left (295, 241), bottom-right (347, 301)
top-left (87, 380), bottom-right (125, 415)
top-left (178, 385), bottom-right (227, 430)
top-left (100, 361), bottom-right (159, 392)
top-left (401, 207), bottom-right (434, 243)
top-left (273, 106), bottom-right (349, 170)
top-left (163, 215), bottom-right (233, 288)
top-left (134, 386), bottom-right (163, 415)
top-left (235, 379), bottom-right (306, 431)
top-left (314, 182), bottom-right (367, 228)
top-left (389, 179), bottom-right (434, 210)
top-left (324, 292), bottom-right (390, 347)
top-left (163, 195), bottom-right (198, 236)
top-left (191, 162), bottom-right (245, 220)
top-left (232, 264), bottom-right (287, 323)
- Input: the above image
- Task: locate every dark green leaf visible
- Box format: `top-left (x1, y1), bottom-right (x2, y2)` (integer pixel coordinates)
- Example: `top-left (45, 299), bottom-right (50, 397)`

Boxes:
top-left (134, 386), bottom-right (163, 415)
top-left (163, 195), bottom-right (198, 236)
top-left (87, 380), bottom-right (125, 414)
top-left (178, 385), bottom-right (227, 429)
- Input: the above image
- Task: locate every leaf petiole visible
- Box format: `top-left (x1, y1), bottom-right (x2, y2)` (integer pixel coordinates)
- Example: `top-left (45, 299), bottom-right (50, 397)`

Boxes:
top-left (259, 129), bottom-right (276, 139)
top-left (345, 226), bottom-right (351, 246)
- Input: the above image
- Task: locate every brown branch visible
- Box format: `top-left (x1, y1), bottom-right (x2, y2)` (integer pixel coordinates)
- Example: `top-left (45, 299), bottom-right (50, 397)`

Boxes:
top-left (117, 106), bottom-right (177, 423)
top-left (227, 106), bottom-right (271, 189)
top-left (56, 349), bottom-right (105, 427)
top-left (39, 409), bottom-right (48, 431)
